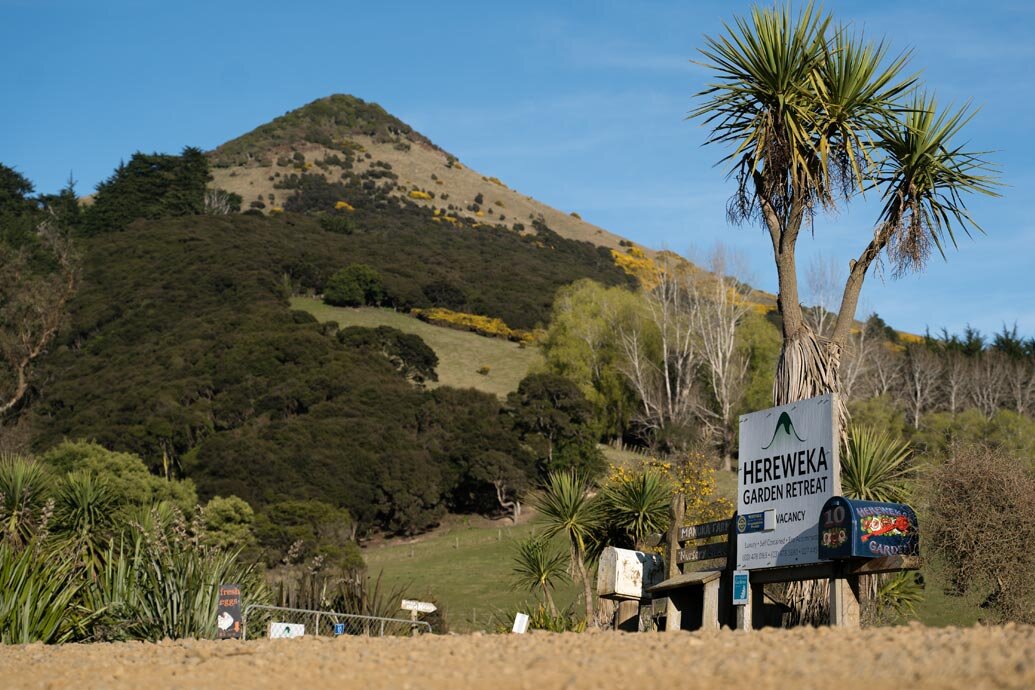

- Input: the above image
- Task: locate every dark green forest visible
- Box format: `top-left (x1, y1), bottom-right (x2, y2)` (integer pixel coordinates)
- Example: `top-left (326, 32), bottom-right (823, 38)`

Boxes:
top-left (9, 147), bottom-right (630, 535)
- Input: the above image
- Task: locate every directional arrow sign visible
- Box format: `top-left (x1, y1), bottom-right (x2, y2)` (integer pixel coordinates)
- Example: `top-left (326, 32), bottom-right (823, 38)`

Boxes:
top-left (401, 599), bottom-right (437, 614)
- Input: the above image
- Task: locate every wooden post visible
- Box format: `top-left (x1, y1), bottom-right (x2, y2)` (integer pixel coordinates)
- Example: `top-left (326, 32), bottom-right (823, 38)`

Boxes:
top-left (615, 600), bottom-right (640, 632)
top-left (751, 583), bottom-right (765, 629)
top-left (664, 494), bottom-right (685, 632)
top-left (829, 575), bottom-right (860, 628)
top-left (701, 579), bottom-right (720, 631)
top-left (735, 576), bottom-right (752, 631)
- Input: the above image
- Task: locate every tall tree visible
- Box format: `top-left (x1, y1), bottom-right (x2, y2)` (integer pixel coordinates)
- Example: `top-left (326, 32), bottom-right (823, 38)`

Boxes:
top-left (691, 4), bottom-right (998, 425)
top-left (533, 471), bottom-right (601, 623)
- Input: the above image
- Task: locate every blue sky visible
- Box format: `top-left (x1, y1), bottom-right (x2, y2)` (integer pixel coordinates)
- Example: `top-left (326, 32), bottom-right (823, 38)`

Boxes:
top-left (2, 0), bottom-right (1032, 338)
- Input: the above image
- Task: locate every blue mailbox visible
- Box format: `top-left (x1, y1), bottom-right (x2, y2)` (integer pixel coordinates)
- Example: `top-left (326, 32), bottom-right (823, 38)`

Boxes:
top-left (818, 496), bottom-right (919, 560)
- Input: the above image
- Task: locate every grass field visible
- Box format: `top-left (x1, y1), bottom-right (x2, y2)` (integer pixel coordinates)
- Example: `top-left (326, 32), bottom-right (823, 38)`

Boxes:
top-left (362, 515), bottom-right (580, 633)
top-left (291, 297), bottom-right (541, 398)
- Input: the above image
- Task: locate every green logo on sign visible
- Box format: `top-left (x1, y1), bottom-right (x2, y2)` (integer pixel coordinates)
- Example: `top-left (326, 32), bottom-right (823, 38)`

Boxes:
top-left (761, 411), bottom-right (806, 449)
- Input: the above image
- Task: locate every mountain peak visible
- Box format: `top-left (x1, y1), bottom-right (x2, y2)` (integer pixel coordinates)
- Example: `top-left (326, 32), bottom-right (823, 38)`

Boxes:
top-left (210, 94), bottom-right (443, 168)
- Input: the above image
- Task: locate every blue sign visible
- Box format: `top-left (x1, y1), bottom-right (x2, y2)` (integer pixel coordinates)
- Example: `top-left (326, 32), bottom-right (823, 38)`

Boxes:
top-left (333, 622), bottom-right (346, 636)
top-left (732, 570), bottom-right (749, 605)
top-left (736, 511), bottom-right (771, 534)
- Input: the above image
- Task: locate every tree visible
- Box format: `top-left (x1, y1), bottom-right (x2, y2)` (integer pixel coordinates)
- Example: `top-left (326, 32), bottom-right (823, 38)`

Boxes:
top-left (82, 147), bottom-right (210, 234)
top-left (508, 373), bottom-right (603, 479)
top-left (541, 279), bottom-right (641, 442)
top-left (617, 260), bottom-right (701, 449)
top-left (41, 441), bottom-right (197, 514)
top-left (511, 534), bottom-right (569, 617)
top-left (338, 325), bottom-right (438, 384)
top-left (324, 263), bottom-right (385, 307)
top-left (901, 344), bottom-right (942, 429)
top-left (0, 182), bottom-right (79, 419)
top-left (533, 471), bottom-right (601, 623)
top-left (687, 246), bottom-right (751, 465)
top-left (598, 467), bottom-right (671, 550)
top-left (691, 4), bottom-right (998, 426)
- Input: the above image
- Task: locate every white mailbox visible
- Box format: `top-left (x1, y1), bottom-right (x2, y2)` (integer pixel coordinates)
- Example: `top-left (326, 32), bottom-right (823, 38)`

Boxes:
top-left (596, 547), bottom-right (665, 600)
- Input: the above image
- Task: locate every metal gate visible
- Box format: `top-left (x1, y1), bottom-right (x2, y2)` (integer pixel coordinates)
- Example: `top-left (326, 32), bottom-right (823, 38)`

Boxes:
top-left (242, 604), bottom-right (432, 640)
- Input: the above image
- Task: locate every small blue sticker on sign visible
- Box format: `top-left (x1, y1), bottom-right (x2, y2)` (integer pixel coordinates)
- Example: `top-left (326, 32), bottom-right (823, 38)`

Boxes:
top-left (732, 570), bottom-right (749, 605)
top-left (333, 623), bottom-right (346, 636)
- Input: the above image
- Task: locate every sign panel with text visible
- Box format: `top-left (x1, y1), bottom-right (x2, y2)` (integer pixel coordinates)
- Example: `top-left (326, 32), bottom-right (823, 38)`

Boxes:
top-left (736, 394), bottom-right (839, 570)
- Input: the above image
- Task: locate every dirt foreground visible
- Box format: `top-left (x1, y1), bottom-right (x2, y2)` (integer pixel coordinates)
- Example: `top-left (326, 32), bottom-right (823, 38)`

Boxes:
top-left (1, 624), bottom-right (1032, 690)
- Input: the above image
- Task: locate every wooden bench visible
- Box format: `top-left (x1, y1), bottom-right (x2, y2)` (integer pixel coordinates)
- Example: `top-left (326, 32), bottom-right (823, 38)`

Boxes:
top-left (646, 494), bottom-right (732, 631)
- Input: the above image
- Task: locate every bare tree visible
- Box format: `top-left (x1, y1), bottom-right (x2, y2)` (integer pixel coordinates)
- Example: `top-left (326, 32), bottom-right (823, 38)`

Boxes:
top-left (839, 325), bottom-right (878, 400)
top-left (941, 350), bottom-right (969, 414)
top-left (901, 345), bottom-right (942, 429)
top-left (203, 188), bottom-right (238, 215)
top-left (0, 218), bottom-right (79, 418)
top-left (688, 246), bottom-right (751, 468)
top-left (868, 345), bottom-right (904, 398)
top-left (618, 259), bottom-right (700, 447)
top-left (1004, 357), bottom-right (1035, 417)
top-left (802, 254), bottom-right (841, 339)
top-left (967, 352), bottom-right (1007, 419)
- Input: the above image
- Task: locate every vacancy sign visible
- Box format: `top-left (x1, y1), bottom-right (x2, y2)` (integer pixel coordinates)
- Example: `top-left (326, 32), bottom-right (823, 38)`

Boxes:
top-left (736, 394), bottom-right (839, 570)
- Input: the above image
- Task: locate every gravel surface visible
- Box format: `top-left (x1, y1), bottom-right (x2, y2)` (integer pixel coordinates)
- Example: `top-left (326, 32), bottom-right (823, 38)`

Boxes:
top-left (1, 624), bottom-right (1032, 690)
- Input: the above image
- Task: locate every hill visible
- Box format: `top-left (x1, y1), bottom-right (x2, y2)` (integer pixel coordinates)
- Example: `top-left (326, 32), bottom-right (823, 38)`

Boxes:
top-left (291, 298), bottom-right (541, 399)
top-left (208, 94), bottom-right (634, 252)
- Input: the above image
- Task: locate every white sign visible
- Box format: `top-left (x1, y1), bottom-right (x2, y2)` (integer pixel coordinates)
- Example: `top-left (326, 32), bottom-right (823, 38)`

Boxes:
top-left (401, 599), bottom-right (437, 614)
top-left (736, 394), bottom-right (839, 570)
top-left (269, 622), bottom-right (305, 639)
top-left (512, 612), bottom-right (530, 634)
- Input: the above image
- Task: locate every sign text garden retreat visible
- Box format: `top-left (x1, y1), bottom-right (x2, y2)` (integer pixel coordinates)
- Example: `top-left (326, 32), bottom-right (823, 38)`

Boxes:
top-left (740, 447), bottom-right (830, 506)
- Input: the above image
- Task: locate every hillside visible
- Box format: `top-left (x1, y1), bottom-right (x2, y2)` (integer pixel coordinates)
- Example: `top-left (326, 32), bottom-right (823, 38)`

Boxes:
top-left (208, 94), bottom-right (634, 253)
top-left (291, 298), bottom-right (541, 399)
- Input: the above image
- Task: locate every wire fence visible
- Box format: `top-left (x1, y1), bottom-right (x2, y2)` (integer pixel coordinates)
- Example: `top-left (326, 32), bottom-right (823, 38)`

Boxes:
top-left (242, 604), bottom-right (431, 640)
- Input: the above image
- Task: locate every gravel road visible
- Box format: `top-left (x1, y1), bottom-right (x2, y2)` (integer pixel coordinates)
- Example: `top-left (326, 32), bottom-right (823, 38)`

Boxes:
top-left (2, 624), bottom-right (1031, 690)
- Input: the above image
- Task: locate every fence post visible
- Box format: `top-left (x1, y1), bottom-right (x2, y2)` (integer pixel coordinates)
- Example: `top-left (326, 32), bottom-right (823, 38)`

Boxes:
top-left (664, 494), bottom-right (685, 632)
top-left (829, 574), bottom-right (861, 628)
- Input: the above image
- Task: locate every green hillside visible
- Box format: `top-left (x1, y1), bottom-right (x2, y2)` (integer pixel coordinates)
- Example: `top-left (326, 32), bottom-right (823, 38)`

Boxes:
top-left (363, 516), bottom-right (580, 633)
top-left (292, 298), bottom-right (541, 398)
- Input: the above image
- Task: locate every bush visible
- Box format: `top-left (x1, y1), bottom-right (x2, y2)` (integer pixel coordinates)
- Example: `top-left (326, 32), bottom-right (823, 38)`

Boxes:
top-left (324, 264), bottom-right (385, 307)
top-left (922, 442), bottom-right (1035, 623)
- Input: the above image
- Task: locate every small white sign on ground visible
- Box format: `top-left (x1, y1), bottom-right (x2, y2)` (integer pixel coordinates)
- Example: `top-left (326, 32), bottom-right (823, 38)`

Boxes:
top-left (737, 394), bottom-right (839, 570)
top-left (268, 622), bottom-right (305, 639)
top-left (512, 612), bottom-right (530, 634)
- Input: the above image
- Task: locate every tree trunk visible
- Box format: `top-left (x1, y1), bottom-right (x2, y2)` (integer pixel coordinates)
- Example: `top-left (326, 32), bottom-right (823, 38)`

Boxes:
top-left (542, 584), bottom-right (558, 618)
top-left (574, 548), bottom-right (595, 623)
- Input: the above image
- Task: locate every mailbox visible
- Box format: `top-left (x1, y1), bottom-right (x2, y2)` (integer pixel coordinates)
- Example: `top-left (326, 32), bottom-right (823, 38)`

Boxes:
top-left (818, 496), bottom-right (918, 560)
top-left (596, 547), bottom-right (664, 600)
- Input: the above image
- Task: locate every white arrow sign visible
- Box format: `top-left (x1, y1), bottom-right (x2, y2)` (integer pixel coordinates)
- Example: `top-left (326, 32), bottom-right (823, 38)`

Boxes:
top-left (401, 599), bottom-right (437, 614)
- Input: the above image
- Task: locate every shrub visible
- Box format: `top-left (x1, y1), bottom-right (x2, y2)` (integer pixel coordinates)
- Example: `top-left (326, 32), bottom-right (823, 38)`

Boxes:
top-left (319, 214), bottom-right (355, 235)
top-left (409, 190), bottom-right (432, 200)
top-left (922, 442), bottom-right (1035, 623)
top-left (324, 264), bottom-right (385, 307)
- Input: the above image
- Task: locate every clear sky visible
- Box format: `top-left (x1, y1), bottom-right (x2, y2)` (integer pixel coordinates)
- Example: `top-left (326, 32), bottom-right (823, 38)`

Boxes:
top-left (2, 0), bottom-right (1032, 339)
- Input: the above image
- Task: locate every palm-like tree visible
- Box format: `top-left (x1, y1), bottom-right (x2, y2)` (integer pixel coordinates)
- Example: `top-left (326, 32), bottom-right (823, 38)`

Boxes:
top-left (511, 534), bottom-right (570, 617)
top-left (598, 468), bottom-right (671, 550)
top-left (692, 4), bottom-right (998, 416)
top-left (0, 453), bottom-right (53, 547)
top-left (843, 425), bottom-right (912, 503)
top-left (533, 471), bottom-right (601, 621)
top-left (54, 471), bottom-right (117, 575)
